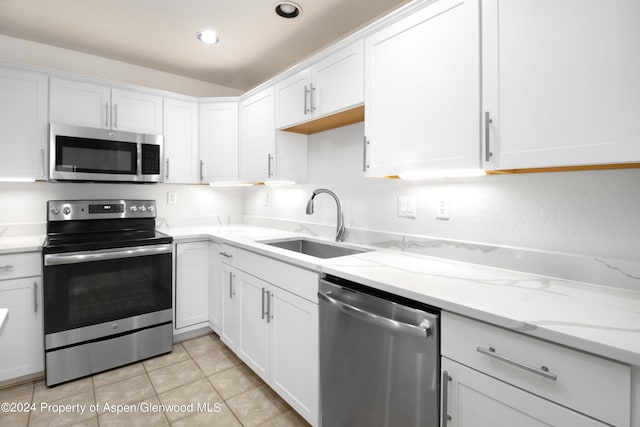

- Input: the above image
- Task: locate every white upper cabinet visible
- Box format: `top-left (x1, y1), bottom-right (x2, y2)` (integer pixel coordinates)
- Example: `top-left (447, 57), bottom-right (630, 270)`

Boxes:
top-left (50, 77), bottom-right (163, 134)
top-left (0, 66), bottom-right (48, 180)
top-left (239, 87), bottom-right (276, 182)
top-left (276, 41), bottom-right (363, 129)
top-left (482, 0), bottom-right (640, 170)
top-left (199, 101), bottom-right (239, 183)
top-left (163, 98), bottom-right (199, 184)
top-left (364, 0), bottom-right (480, 177)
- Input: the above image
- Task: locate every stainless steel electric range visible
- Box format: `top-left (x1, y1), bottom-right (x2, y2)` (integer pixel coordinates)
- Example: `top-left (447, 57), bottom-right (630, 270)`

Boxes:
top-left (42, 199), bottom-right (173, 386)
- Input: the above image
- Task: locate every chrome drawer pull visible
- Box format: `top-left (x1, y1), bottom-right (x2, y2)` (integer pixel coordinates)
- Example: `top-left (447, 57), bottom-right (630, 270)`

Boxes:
top-left (477, 346), bottom-right (557, 381)
top-left (0, 265), bottom-right (15, 271)
top-left (219, 252), bottom-right (233, 259)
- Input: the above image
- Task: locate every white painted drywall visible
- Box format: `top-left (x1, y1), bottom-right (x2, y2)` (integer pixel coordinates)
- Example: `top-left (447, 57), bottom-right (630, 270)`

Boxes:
top-left (243, 122), bottom-right (640, 261)
top-left (0, 35), bottom-right (242, 97)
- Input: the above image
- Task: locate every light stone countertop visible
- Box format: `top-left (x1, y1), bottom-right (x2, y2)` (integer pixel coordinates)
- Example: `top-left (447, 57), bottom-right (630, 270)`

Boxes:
top-left (166, 225), bottom-right (640, 366)
top-left (0, 235), bottom-right (44, 254)
top-left (2, 226), bottom-right (638, 366)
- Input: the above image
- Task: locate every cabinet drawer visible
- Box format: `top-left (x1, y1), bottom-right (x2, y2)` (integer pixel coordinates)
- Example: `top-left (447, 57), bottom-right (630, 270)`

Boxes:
top-left (237, 249), bottom-right (318, 303)
top-left (216, 244), bottom-right (237, 266)
top-left (441, 312), bottom-right (630, 427)
top-left (0, 252), bottom-right (41, 280)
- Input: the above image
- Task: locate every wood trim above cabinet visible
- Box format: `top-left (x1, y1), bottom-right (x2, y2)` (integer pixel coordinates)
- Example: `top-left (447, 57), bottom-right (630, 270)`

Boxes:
top-left (282, 105), bottom-right (364, 135)
top-left (486, 163), bottom-right (640, 175)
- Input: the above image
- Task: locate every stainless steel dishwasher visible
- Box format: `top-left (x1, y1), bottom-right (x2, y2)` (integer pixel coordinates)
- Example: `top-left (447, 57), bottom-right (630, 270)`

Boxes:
top-left (319, 275), bottom-right (440, 427)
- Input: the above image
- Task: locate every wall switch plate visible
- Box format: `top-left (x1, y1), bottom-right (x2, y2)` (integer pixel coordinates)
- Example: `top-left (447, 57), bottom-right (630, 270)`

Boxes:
top-left (167, 192), bottom-right (177, 206)
top-left (398, 196), bottom-right (417, 218)
top-left (436, 199), bottom-right (450, 220)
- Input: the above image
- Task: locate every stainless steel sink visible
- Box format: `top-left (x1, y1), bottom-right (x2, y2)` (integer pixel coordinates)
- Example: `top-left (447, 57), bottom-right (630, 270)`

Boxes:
top-left (260, 238), bottom-right (371, 259)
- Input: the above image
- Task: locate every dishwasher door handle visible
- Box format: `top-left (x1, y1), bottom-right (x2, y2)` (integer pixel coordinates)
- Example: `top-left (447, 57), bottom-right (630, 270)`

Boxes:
top-left (318, 290), bottom-right (431, 338)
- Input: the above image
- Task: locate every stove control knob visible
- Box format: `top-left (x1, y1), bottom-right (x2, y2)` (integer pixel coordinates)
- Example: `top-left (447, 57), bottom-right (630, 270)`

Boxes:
top-left (62, 207), bottom-right (71, 215)
top-left (147, 205), bottom-right (155, 213)
top-left (139, 205), bottom-right (147, 212)
top-left (50, 207), bottom-right (60, 215)
top-left (129, 205), bottom-right (138, 212)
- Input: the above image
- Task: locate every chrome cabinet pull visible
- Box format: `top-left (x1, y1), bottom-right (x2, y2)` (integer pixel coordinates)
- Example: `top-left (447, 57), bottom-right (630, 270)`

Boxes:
top-left (266, 291), bottom-right (272, 323)
top-left (219, 252), bottom-right (233, 259)
top-left (0, 265), bottom-right (14, 271)
top-left (40, 149), bottom-right (45, 178)
top-left (362, 137), bottom-right (370, 172)
top-left (310, 83), bottom-right (316, 112)
top-left (261, 288), bottom-right (266, 320)
top-left (484, 111), bottom-right (493, 162)
top-left (200, 160), bottom-right (204, 182)
top-left (267, 153), bottom-right (274, 178)
top-left (34, 282), bottom-right (38, 313)
top-left (441, 371), bottom-right (452, 425)
top-left (304, 85), bottom-right (310, 114)
top-left (228, 272), bottom-right (233, 299)
top-left (105, 102), bottom-right (110, 128)
top-left (113, 104), bottom-right (118, 128)
top-left (476, 346), bottom-right (557, 381)
top-left (165, 158), bottom-right (170, 180)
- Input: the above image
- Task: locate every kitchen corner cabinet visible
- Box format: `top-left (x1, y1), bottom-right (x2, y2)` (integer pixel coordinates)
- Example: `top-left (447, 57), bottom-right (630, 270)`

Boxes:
top-left (49, 77), bottom-right (163, 134)
top-left (0, 252), bottom-right (43, 383)
top-left (199, 101), bottom-right (239, 183)
top-left (441, 312), bottom-right (630, 427)
top-left (482, 0), bottom-right (640, 170)
top-left (275, 41), bottom-right (363, 129)
top-left (175, 242), bottom-right (209, 330)
top-left (0, 67), bottom-right (48, 180)
top-left (364, 0), bottom-right (480, 177)
top-left (218, 244), bottom-right (240, 350)
top-left (239, 87), bottom-right (276, 182)
top-left (163, 98), bottom-right (199, 184)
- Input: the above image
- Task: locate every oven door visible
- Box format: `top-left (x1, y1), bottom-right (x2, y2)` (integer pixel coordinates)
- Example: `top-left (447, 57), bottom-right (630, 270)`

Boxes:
top-left (43, 244), bottom-right (172, 349)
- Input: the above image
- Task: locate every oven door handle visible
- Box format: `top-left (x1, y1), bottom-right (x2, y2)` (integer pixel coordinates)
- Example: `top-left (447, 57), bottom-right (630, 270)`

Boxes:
top-left (44, 244), bottom-right (173, 266)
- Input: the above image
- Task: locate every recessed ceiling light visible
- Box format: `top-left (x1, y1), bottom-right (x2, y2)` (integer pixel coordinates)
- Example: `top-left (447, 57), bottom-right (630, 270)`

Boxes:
top-left (196, 30), bottom-right (219, 44)
top-left (275, 1), bottom-right (301, 19)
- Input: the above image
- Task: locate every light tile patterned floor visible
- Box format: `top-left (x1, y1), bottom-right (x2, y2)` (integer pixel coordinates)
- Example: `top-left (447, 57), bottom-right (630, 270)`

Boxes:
top-left (0, 333), bottom-right (310, 427)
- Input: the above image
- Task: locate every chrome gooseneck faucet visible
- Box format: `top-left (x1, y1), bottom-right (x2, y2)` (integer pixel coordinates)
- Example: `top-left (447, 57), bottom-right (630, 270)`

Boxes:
top-left (305, 188), bottom-right (345, 242)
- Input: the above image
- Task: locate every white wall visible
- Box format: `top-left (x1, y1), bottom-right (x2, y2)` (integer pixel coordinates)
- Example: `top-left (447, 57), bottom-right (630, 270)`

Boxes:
top-left (244, 122), bottom-right (640, 261)
top-left (0, 182), bottom-right (242, 235)
top-left (0, 35), bottom-right (242, 97)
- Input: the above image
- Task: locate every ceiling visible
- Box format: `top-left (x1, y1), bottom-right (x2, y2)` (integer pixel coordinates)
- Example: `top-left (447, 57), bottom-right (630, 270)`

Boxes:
top-left (0, 0), bottom-right (411, 92)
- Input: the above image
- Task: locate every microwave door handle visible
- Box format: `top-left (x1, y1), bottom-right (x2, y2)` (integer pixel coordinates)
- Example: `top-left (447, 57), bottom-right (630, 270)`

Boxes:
top-left (44, 244), bottom-right (173, 266)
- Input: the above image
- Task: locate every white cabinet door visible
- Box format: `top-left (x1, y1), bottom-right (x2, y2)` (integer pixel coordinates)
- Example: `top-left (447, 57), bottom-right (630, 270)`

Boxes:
top-left (239, 87), bottom-right (276, 182)
top-left (482, 0), bottom-right (640, 170)
top-left (0, 277), bottom-right (43, 382)
top-left (50, 77), bottom-right (111, 129)
top-left (441, 358), bottom-right (600, 427)
top-left (200, 101), bottom-right (239, 183)
top-left (0, 67), bottom-right (48, 180)
top-left (275, 41), bottom-right (363, 130)
top-left (221, 264), bottom-right (240, 351)
top-left (312, 41), bottom-right (363, 118)
top-left (275, 69), bottom-right (311, 129)
top-left (111, 89), bottom-right (163, 135)
top-left (237, 272), bottom-right (271, 381)
top-left (270, 286), bottom-right (319, 426)
top-left (50, 77), bottom-right (163, 134)
top-left (208, 243), bottom-right (223, 332)
top-left (163, 98), bottom-right (199, 183)
top-left (175, 242), bottom-right (209, 329)
top-left (364, 0), bottom-right (480, 177)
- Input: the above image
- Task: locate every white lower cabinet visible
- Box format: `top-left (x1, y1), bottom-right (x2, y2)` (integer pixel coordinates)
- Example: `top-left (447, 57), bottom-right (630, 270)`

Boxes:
top-left (0, 252), bottom-right (43, 383)
top-left (441, 311), bottom-right (630, 427)
top-left (237, 272), bottom-right (271, 379)
top-left (175, 242), bottom-right (209, 330)
top-left (441, 358), bottom-right (602, 427)
top-left (221, 262), bottom-right (240, 352)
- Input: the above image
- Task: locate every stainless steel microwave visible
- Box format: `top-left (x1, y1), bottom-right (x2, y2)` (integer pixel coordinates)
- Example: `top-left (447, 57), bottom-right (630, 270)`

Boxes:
top-left (49, 123), bottom-right (163, 183)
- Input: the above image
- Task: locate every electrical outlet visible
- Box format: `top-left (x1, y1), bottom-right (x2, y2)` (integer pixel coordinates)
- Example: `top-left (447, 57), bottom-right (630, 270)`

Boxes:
top-left (263, 192), bottom-right (269, 207)
top-left (167, 192), bottom-right (177, 206)
top-left (398, 196), bottom-right (417, 218)
top-left (436, 199), bottom-right (450, 220)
